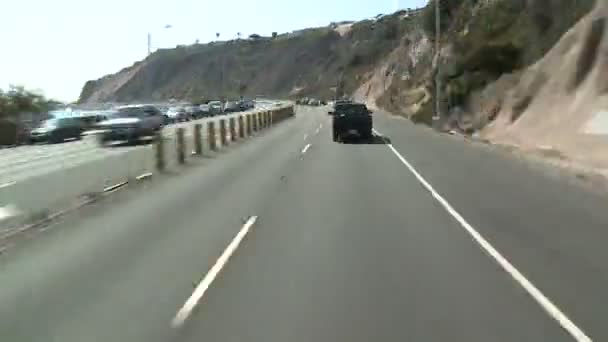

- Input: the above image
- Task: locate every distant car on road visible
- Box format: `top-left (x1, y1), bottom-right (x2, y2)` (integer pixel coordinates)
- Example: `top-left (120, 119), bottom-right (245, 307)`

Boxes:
top-left (166, 107), bottom-right (188, 123)
top-left (239, 99), bottom-right (255, 111)
top-left (185, 105), bottom-right (204, 119)
top-left (331, 102), bottom-right (373, 142)
top-left (208, 101), bottom-right (224, 115)
top-left (97, 105), bottom-right (164, 146)
top-left (28, 117), bottom-right (84, 144)
top-left (199, 104), bottom-right (211, 116)
top-left (223, 101), bottom-right (240, 113)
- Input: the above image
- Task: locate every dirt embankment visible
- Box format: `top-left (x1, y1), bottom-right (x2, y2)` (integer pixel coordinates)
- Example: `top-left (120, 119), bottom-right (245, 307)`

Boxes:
top-left (483, 1), bottom-right (608, 171)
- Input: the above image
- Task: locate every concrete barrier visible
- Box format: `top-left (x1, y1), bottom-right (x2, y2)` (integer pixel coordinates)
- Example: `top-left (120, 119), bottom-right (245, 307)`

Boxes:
top-left (219, 120), bottom-right (227, 146)
top-left (208, 122), bottom-right (217, 151)
top-left (176, 128), bottom-right (186, 164)
top-left (194, 124), bottom-right (203, 155)
top-left (238, 116), bottom-right (245, 138)
top-left (258, 112), bottom-right (263, 130)
top-left (229, 117), bottom-right (237, 142)
top-left (155, 132), bottom-right (165, 171)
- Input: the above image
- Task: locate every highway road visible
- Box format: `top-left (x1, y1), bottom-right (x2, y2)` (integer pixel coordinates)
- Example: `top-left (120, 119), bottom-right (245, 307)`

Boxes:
top-left (1, 106), bottom-right (607, 341)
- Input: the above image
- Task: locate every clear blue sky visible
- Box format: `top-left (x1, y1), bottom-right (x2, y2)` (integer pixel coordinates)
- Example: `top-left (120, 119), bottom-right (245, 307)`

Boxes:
top-left (0, 0), bottom-right (427, 102)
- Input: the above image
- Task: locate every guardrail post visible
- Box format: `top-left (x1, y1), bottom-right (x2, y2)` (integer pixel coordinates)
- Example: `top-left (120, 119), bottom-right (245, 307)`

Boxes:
top-left (208, 121), bottom-right (217, 151)
top-left (272, 110), bottom-right (279, 123)
top-left (251, 114), bottom-right (257, 132)
top-left (155, 132), bottom-right (165, 171)
top-left (238, 116), bottom-right (245, 138)
top-left (194, 123), bottom-right (203, 155)
top-left (229, 117), bottom-right (237, 142)
top-left (219, 119), bottom-right (227, 146)
top-left (258, 112), bottom-right (263, 129)
top-left (176, 127), bottom-right (186, 164)
top-left (246, 115), bottom-right (252, 135)
top-left (262, 111), bottom-right (268, 128)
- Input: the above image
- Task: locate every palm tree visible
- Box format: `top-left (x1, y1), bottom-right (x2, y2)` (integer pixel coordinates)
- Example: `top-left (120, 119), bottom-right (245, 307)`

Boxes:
top-left (216, 32), bottom-right (220, 40)
top-left (237, 32), bottom-right (242, 40)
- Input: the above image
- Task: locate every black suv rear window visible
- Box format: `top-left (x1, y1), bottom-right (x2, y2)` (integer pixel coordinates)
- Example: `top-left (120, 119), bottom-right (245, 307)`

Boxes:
top-left (335, 104), bottom-right (368, 115)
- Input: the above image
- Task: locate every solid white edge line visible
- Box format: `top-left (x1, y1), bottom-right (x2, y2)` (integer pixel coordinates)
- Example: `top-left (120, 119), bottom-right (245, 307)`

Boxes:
top-left (103, 181), bottom-right (128, 193)
top-left (374, 128), bottom-right (592, 342)
top-left (136, 173), bottom-right (153, 181)
top-left (171, 215), bottom-right (258, 329)
top-left (0, 181), bottom-right (16, 189)
top-left (0, 205), bottom-right (21, 221)
top-left (304, 134), bottom-right (308, 141)
top-left (301, 143), bottom-right (311, 154)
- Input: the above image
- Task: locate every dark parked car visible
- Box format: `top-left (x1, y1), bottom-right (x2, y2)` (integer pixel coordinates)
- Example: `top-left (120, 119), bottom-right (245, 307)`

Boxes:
top-left (29, 117), bottom-right (84, 144)
top-left (331, 102), bottom-right (373, 142)
top-left (239, 99), bottom-right (255, 111)
top-left (208, 101), bottom-right (223, 115)
top-left (223, 101), bottom-right (240, 113)
top-left (185, 105), bottom-right (204, 119)
top-left (97, 105), bottom-right (164, 145)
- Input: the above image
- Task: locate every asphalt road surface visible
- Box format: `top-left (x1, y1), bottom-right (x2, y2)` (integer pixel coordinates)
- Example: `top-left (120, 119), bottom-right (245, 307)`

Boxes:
top-left (1, 106), bottom-right (607, 341)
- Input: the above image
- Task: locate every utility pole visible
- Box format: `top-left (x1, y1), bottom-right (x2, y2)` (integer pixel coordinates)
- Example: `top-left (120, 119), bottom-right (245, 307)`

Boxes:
top-left (434, 0), bottom-right (441, 122)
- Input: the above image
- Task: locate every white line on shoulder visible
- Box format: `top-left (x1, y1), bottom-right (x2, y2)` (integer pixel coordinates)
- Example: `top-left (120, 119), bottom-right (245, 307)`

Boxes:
top-left (374, 128), bottom-right (592, 342)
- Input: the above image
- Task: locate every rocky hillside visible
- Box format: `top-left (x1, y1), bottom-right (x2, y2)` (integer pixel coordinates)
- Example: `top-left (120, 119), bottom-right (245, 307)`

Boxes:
top-left (378, 0), bottom-right (596, 127)
top-left (79, 11), bottom-right (421, 104)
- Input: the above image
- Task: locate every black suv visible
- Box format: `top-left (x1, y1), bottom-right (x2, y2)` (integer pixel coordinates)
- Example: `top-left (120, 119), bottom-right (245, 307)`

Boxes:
top-left (330, 102), bottom-right (373, 142)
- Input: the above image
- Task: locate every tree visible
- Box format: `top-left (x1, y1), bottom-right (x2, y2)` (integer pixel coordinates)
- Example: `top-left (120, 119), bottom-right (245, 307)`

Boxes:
top-left (272, 32), bottom-right (278, 39)
top-left (237, 32), bottom-right (242, 40)
top-left (216, 32), bottom-right (220, 40)
top-left (249, 33), bottom-right (262, 40)
top-left (0, 85), bottom-right (55, 119)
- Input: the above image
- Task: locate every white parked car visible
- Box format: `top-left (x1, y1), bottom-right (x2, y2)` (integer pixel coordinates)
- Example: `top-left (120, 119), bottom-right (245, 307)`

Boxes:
top-left (166, 107), bottom-right (189, 122)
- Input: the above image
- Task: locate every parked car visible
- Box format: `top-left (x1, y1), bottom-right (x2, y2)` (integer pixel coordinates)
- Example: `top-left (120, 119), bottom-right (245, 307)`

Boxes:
top-left (29, 117), bottom-right (84, 144)
top-left (166, 107), bottom-right (189, 123)
top-left (97, 105), bottom-right (164, 145)
top-left (185, 105), bottom-right (204, 119)
top-left (224, 101), bottom-right (240, 113)
top-left (239, 99), bottom-right (255, 111)
top-left (199, 104), bottom-right (211, 116)
top-left (208, 101), bottom-right (223, 115)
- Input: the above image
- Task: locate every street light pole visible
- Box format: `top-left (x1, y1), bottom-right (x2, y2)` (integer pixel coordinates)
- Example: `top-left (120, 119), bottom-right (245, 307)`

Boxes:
top-left (147, 33), bottom-right (152, 56)
top-left (434, 0), bottom-right (441, 122)
top-left (148, 25), bottom-right (173, 56)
